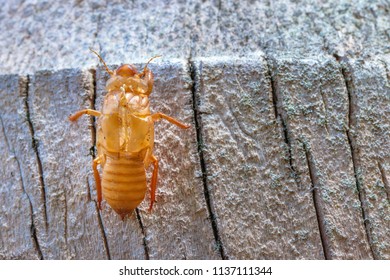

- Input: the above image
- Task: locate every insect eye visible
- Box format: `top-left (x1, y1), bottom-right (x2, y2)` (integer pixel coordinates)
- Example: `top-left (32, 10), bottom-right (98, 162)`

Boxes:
top-left (116, 64), bottom-right (138, 77)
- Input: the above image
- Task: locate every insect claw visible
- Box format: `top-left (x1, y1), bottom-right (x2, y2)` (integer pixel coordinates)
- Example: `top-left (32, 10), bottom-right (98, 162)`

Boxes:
top-left (148, 201), bottom-right (154, 213)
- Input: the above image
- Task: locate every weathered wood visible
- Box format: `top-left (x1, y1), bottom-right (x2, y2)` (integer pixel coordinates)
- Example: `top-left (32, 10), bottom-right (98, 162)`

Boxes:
top-left (0, 0), bottom-right (389, 260)
top-left (342, 56), bottom-right (390, 259)
top-left (27, 69), bottom-right (109, 259)
top-left (269, 56), bottom-right (373, 259)
top-left (0, 75), bottom-right (42, 259)
top-left (193, 56), bottom-right (324, 259)
top-left (0, 56), bottom-right (389, 259)
top-left (1, 1), bottom-right (388, 74)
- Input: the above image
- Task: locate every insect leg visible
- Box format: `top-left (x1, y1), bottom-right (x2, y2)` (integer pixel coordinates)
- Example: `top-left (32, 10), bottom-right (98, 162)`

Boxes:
top-left (151, 112), bottom-right (190, 129)
top-left (92, 156), bottom-right (103, 210)
top-left (148, 155), bottom-right (159, 212)
top-left (69, 109), bottom-right (101, 122)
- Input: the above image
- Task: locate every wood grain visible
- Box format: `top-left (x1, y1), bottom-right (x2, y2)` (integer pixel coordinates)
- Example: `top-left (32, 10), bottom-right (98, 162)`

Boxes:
top-left (0, 57), bottom-right (388, 259)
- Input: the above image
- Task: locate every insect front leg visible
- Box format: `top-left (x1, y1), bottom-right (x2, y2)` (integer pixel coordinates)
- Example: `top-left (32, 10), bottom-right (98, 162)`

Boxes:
top-left (92, 156), bottom-right (103, 210)
top-left (151, 112), bottom-right (190, 129)
top-left (149, 155), bottom-right (159, 212)
top-left (69, 109), bottom-right (102, 121)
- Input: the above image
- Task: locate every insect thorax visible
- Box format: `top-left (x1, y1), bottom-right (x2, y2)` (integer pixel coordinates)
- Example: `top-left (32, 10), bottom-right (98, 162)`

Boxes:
top-left (97, 90), bottom-right (154, 156)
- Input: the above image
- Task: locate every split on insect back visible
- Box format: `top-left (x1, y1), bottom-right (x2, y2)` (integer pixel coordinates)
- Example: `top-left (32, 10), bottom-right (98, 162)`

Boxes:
top-left (69, 49), bottom-right (190, 220)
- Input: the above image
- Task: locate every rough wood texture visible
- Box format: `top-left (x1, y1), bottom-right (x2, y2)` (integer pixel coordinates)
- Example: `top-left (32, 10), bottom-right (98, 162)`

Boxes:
top-left (0, 0), bottom-right (388, 74)
top-left (342, 57), bottom-right (390, 259)
top-left (0, 0), bottom-right (389, 260)
top-left (28, 69), bottom-right (109, 259)
top-left (1, 56), bottom-right (389, 259)
top-left (192, 57), bottom-right (324, 259)
top-left (269, 56), bottom-right (373, 259)
top-left (0, 75), bottom-right (42, 259)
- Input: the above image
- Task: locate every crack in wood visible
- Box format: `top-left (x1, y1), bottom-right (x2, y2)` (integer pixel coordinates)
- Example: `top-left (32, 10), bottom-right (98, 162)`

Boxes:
top-left (266, 58), bottom-right (329, 259)
top-left (302, 142), bottom-right (331, 259)
top-left (89, 68), bottom-right (111, 260)
top-left (189, 59), bottom-right (227, 260)
top-left (86, 177), bottom-right (92, 202)
top-left (89, 68), bottom-right (97, 163)
top-left (267, 63), bottom-right (279, 120)
top-left (340, 64), bottom-right (377, 259)
top-left (0, 85), bottom-right (43, 260)
top-left (24, 75), bottom-right (48, 230)
top-left (20, 77), bottom-right (44, 260)
top-left (265, 58), bottom-right (301, 187)
top-left (63, 185), bottom-right (68, 247)
top-left (135, 209), bottom-right (150, 260)
top-left (94, 201), bottom-right (111, 260)
top-left (377, 162), bottom-right (390, 203)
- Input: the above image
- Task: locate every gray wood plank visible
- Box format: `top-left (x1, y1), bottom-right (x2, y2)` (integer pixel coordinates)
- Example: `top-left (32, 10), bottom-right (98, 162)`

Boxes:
top-left (27, 69), bottom-right (110, 259)
top-left (193, 56), bottom-right (324, 259)
top-left (0, 75), bottom-right (42, 259)
top-left (343, 56), bottom-right (390, 259)
top-left (0, 56), bottom-right (388, 259)
top-left (1, 1), bottom-right (388, 74)
top-left (269, 55), bottom-right (373, 259)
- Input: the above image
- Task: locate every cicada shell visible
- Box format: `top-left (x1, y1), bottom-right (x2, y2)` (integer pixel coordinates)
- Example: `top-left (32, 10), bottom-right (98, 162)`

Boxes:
top-left (69, 50), bottom-right (190, 219)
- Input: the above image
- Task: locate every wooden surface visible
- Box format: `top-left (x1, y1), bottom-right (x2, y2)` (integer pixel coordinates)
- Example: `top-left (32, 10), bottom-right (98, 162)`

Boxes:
top-left (1, 56), bottom-right (389, 259)
top-left (1, 0), bottom-right (389, 75)
top-left (0, 0), bottom-right (389, 260)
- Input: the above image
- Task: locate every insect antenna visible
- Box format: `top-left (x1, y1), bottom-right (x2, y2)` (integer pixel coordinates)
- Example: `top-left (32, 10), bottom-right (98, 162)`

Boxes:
top-left (89, 48), bottom-right (114, 76)
top-left (141, 55), bottom-right (161, 77)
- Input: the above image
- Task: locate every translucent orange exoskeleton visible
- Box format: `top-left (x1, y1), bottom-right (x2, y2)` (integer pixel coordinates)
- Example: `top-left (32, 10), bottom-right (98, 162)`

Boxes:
top-left (69, 49), bottom-right (190, 219)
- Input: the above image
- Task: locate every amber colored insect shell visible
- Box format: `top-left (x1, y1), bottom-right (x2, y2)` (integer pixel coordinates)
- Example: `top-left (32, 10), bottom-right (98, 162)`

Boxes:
top-left (69, 50), bottom-right (190, 219)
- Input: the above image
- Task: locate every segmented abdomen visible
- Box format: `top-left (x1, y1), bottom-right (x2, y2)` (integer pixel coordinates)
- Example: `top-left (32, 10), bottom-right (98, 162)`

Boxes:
top-left (102, 155), bottom-right (146, 218)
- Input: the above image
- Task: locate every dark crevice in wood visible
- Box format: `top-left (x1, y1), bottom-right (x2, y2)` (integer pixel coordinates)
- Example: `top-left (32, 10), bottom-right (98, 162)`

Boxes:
top-left (265, 58), bottom-right (301, 189)
top-left (94, 202), bottom-right (111, 260)
top-left (0, 77), bottom-right (44, 259)
top-left (89, 69), bottom-right (111, 260)
top-left (344, 128), bottom-right (376, 259)
top-left (0, 112), bottom-right (43, 260)
top-left (30, 220), bottom-right (44, 259)
top-left (63, 187), bottom-right (68, 247)
top-left (24, 75), bottom-right (48, 230)
top-left (377, 162), bottom-right (390, 202)
top-left (302, 142), bottom-right (331, 259)
top-left (20, 76), bottom-right (44, 259)
top-left (86, 177), bottom-right (92, 202)
top-left (266, 59), bottom-right (279, 120)
top-left (340, 65), bottom-right (377, 259)
top-left (88, 68), bottom-right (98, 203)
top-left (89, 69), bottom-right (97, 159)
top-left (135, 208), bottom-right (150, 260)
top-left (189, 59), bottom-right (227, 260)
top-left (267, 57), bottom-right (328, 259)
